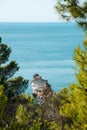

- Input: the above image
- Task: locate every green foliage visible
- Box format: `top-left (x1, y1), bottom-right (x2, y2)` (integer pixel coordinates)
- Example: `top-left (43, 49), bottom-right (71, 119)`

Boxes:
top-left (0, 43), bottom-right (11, 65)
top-left (0, 85), bottom-right (9, 128)
top-left (0, 38), bottom-right (29, 99)
top-left (30, 119), bottom-right (42, 130)
top-left (0, 85), bottom-right (7, 120)
top-left (55, 2), bottom-right (87, 127)
top-left (55, 0), bottom-right (87, 30)
top-left (16, 104), bottom-right (33, 125)
top-left (73, 34), bottom-right (87, 90)
top-left (49, 121), bottom-right (61, 130)
top-left (55, 36), bottom-right (87, 129)
top-left (58, 84), bottom-right (87, 130)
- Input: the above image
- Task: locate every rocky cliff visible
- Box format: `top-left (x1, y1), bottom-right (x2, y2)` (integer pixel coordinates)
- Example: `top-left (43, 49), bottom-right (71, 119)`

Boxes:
top-left (30, 74), bottom-right (54, 104)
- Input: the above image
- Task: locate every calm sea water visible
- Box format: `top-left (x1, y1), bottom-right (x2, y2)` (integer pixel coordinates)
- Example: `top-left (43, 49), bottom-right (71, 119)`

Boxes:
top-left (0, 22), bottom-right (84, 93)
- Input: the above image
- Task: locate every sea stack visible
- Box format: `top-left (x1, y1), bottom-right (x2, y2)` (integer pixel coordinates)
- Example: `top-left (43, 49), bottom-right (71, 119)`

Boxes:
top-left (30, 74), bottom-right (54, 104)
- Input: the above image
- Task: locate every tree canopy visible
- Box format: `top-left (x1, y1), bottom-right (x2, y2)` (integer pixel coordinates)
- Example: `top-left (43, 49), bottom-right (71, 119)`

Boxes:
top-left (0, 38), bottom-right (29, 99)
top-left (55, 0), bottom-right (87, 30)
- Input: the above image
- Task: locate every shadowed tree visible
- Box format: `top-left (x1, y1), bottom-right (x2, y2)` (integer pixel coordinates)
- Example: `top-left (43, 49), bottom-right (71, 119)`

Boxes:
top-left (0, 85), bottom-right (7, 124)
top-left (0, 38), bottom-right (29, 99)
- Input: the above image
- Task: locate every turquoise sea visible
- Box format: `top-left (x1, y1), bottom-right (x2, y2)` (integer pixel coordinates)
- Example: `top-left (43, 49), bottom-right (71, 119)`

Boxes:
top-left (0, 22), bottom-right (84, 93)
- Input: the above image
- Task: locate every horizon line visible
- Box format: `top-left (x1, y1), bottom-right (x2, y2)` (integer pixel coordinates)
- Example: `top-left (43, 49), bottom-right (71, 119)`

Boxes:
top-left (0, 21), bottom-right (75, 23)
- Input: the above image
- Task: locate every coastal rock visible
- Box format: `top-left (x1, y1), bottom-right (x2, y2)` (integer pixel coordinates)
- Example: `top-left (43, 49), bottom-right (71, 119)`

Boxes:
top-left (30, 74), bottom-right (54, 104)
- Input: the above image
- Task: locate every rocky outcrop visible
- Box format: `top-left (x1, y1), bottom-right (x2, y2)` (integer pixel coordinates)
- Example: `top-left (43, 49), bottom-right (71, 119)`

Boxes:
top-left (30, 74), bottom-right (55, 104)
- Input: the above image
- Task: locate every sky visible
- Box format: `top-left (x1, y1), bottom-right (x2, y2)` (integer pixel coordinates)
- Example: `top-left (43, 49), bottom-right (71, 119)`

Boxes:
top-left (0, 0), bottom-right (59, 22)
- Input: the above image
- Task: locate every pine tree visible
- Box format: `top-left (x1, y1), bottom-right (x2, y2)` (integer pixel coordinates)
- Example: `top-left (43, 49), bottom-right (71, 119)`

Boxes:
top-left (55, 0), bottom-right (87, 30)
top-left (55, 36), bottom-right (87, 129)
top-left (55, 1), bottom-right (87, 129)
top-left (73, 34), bottom-right (87, 91)
top-left (0, 38), bottom-right (29, 99)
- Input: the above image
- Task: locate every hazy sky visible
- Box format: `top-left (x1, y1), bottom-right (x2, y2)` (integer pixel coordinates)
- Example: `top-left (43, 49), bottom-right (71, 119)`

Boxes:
top-left (0, 0), bottom-right (59, 22)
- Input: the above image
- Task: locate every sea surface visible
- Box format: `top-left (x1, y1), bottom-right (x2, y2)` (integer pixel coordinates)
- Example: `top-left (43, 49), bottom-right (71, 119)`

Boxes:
top-left (0, 22), bottom-right (84, 93)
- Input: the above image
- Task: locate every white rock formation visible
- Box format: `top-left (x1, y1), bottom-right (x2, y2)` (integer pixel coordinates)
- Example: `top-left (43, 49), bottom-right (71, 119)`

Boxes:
top-left (30, 74), bottom-right (53, 104)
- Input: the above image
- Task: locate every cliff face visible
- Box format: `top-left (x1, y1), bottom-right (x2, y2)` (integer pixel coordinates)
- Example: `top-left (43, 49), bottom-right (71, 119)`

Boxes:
top-left (30, 74), bottom-right (54, 104)
top-left (31, 78), bottom-right (47, 94)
